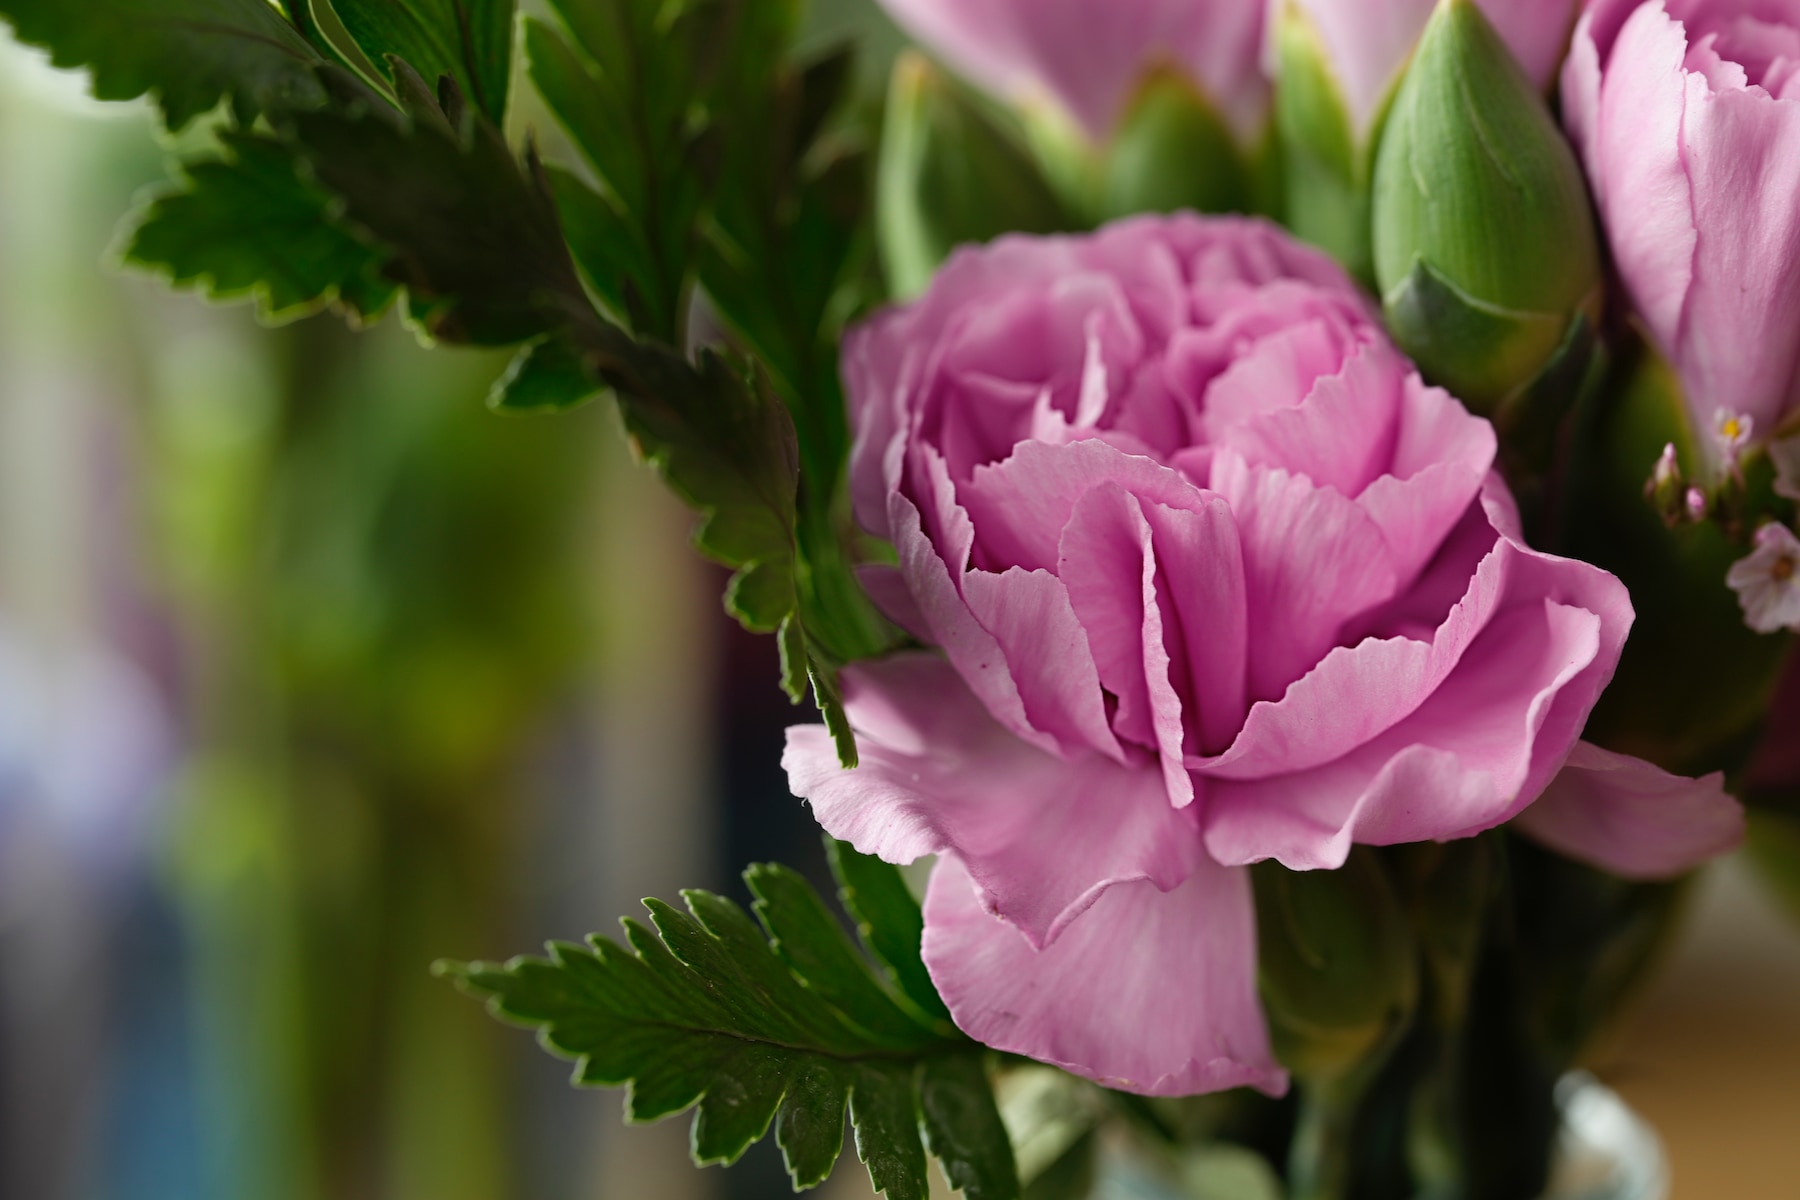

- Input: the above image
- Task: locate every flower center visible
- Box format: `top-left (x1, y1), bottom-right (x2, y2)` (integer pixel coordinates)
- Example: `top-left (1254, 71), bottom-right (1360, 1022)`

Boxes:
top-left (1775, 556), bottom-right (1796, 584)
top-left (1723, 417), bottom-right (1744, 441)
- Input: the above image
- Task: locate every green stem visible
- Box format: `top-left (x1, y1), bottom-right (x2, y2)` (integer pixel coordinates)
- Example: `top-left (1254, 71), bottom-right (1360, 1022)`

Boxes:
top-left (1288, 1074), bottom-right (1372, 1200)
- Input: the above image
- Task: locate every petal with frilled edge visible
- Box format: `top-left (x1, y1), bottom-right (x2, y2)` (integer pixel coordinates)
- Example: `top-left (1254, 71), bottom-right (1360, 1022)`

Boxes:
top-left (1203, 590), bottom-right (1607, 869)
top-left (1058, 483), bottom-right (1193, 803)
top-left (1514, 741), bottom-right (1744, 878)
top-left (962, 565), bottom-right (1126, 762)
top-left (783, 654), bottom-right (1204, 948)
top-left (921, 853), bottom-right (1285, 1097)
top-left (1209, 450), bottom-right (1400, 704)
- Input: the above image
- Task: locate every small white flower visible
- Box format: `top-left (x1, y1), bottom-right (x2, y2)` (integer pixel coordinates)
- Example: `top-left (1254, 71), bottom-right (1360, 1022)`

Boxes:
top-left (1726, 523), bottom-right (1800, 634)
top-left (1713, 407), bottom-right (1755, 464)
top-left (1768, 435), bottom-right (1800, 502)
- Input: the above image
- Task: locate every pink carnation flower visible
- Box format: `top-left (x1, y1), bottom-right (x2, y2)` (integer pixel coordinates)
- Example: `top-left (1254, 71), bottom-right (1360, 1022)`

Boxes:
top-left (1564, 0), bottom-right (1800, 472)
top-left (786, 215), bottom-right (1742, 1096)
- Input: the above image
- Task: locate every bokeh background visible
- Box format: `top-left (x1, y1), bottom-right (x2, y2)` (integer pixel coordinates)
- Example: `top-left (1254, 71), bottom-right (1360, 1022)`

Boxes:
top-left (0, 7), bottom-right (1796, 1199)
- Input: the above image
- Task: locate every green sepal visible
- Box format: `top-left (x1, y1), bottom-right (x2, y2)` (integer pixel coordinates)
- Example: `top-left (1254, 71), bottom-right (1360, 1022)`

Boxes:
top-left (1381, 256), bottom-right (1576, 416)
top-left (1372, 0), bottom-right (1600, 409)
top-left (1252, 850), bottom-right (1418, 1085)
top-left (1272, 0), bottom-right (1381, 283)
top-left (1101, 67), bottom-right (1254, 221)
top-left (441, 863), bottom-right (1019, 1199)
top-left (0, 0), bottom-right (329, 129)
top-left (121, 130), bottom-right (397, 324)
top-left (877, 51), bottom-right (1073, 299)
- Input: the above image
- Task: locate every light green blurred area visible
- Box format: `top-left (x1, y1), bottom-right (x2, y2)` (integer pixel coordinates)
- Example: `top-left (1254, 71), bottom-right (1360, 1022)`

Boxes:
top-left (0, 27), bottom-right (736, 1200)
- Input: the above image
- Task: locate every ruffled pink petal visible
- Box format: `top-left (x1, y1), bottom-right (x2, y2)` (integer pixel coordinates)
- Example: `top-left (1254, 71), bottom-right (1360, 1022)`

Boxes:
top-left (1585, 3), bottom-right (1699, 357)
top-left (1561, 11), bottom-right (1605, 195)
top-left (960, 437), bottom-right (1202, 572)
top-left (1142, 495), bottom-right (1251, 757)
top-left (1354, 374), bottom-right (1497, 586)
top-left (921, 853), bottom-right (1285, 1097)
top-left (890, 488), bottom-right (1061, 758)
top-left (1058, 483), bottom-right (1193, 803)
top-left (784, 654), bottom-right (1205, 947)
top-left (1514, 741), bottom-right (1744, 878)
top-left (961, 565), bottom-right (1125, 762)
top-left (1208, 450), bottom-right (1400, 703)
top-left (1192, 523), bottom-right (1514, 781)
top-left (1196, 321), bottom-right (1367, 451)
top-left (1670, 58), bottom-right (1800, 439)
top-left (1203, 564), bottom-right (1617, 869)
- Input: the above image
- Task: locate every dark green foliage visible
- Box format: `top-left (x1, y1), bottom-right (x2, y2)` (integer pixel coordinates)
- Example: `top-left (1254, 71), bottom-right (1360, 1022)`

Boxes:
top-left (826, 837), bottom-right (951, 1024)
top-left (526, 0), bottom-right (901, 681)
top-left (291, 65), bottom-right (582, 347)
top-left (123, 130), bottom-right (396, 323)
top-left (0, 0), bottom-right (328, 128)
top-left (325, 0), bottom-right (516, 122)
top-left (486, 335), bottom-right (600, 413)
top-left (442, 863), bottom-right (1018, 1198)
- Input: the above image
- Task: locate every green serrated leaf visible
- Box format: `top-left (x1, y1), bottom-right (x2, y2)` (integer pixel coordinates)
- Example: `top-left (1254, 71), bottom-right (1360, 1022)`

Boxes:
top-left (747, 863), bottom-right (935, 1047)
top-left (486, 335), bottom-right (602, 413)
top-left (324, 0), bottom-right (515, 122)
top-left (921, 1054), bottom-right (1019, 1200)
top-left (809, 652), bottom-right (859, 769)
top-left (851, 1061), bottom-right (930, 1200)
top-left (0, 0), bottom-right (329, 129)
top-left (123, 130), bottom-right (395, 323)
top-left (444, 867), bottom-right (1017, 1198)
top-left (542, 164), bottom-right (655, 326)
top-left (291, 68), bottom-right (584, 346)
top-left (826, 838), bottom-right (949, 1023)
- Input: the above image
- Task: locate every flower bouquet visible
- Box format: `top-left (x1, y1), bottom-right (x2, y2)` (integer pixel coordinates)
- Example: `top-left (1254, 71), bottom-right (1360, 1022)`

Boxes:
top-left (6, 0), bottom-right (1795, 1195)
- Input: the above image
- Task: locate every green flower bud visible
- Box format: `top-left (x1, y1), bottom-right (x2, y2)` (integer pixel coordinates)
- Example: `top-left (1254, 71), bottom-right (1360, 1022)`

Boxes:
top-left (1271, 2), bottom-right (1385, 286)
top-left (1371, 0), bottom-right (1601, 412)
top-left (1252, 850), bottom-right (1418, 1085)
top-left (876, 52), bottom-right (1072, 300)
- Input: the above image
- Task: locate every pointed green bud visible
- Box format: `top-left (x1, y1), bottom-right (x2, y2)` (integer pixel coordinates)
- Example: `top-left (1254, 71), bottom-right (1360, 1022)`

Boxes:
top-left (1272, 2), bottom-right (1383, 285)
top-left (1371, 0), bottom-right (1601, 412)
top-left (1252, 851), bottom-right (1418, 1085)
top-left (876, 52), bottom-right (1072, 300)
